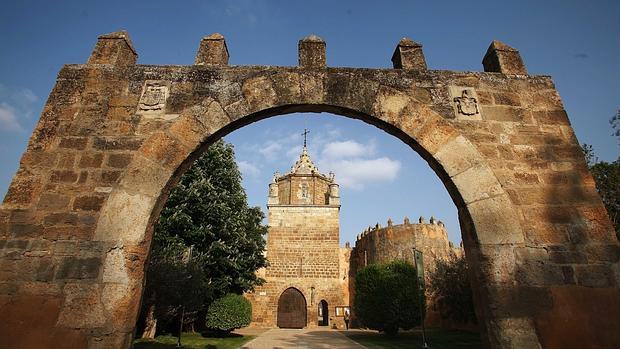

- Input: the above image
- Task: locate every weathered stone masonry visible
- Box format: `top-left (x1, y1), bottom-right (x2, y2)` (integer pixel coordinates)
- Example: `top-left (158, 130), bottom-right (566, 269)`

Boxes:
top-left (245, 148), bottom-right (348, 329)
top-left (0, 31), bottom-right (619, 348)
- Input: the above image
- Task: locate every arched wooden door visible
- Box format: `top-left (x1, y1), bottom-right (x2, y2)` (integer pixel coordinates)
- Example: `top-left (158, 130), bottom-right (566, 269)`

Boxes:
top-left (277, 288), bottom-right (307, 328)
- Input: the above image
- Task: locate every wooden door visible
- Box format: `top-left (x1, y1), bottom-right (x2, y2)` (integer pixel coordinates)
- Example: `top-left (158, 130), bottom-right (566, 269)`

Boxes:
top-left (277, 288), bottom-right (307, 328)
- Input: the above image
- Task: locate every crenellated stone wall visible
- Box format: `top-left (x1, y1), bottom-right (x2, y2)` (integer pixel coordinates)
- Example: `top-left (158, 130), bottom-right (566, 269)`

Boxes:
top-left (350, 216), bottom-right (467, 329)
top-left (0, 30), bottom-right (618, 349)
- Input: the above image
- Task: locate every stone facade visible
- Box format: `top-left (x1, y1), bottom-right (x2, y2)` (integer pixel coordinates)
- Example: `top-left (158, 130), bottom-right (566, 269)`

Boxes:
top-left (245, 147), bottom-right (350, 329)
top-left (0, 31), bottom-right (618, 348)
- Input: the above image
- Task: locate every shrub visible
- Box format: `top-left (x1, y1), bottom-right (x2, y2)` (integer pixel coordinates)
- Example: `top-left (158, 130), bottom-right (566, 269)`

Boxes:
top-left (428, 254), bottom-right (477, 324)
top-left (354, 261), bottom-right (422, 336)
top-left (205, 294), bottom-right (252, 332)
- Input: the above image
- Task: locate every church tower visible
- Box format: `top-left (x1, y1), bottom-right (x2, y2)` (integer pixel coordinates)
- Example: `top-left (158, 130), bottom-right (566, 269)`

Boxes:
top-left (246, 134), bottom-right (349, 329)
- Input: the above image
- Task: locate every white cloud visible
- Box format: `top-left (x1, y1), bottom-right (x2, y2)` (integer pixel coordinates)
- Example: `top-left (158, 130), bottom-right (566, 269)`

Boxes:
top-left (322, 140), bottom-right (376, 159)
top-left (258, 141), bottom-right (282, 160)
top-left (320, 157), bottom-right (401, 190)
top-left (0, 83), bottom-right (38, 132)
top-left (238, 161), bottom-right (260, 177)
top-left (0, 103), bottom-right (23, 132)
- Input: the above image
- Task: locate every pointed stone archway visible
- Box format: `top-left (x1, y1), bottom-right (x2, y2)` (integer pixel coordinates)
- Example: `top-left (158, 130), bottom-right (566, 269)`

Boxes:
top-left (277, 288), bottom-right (307, 329)
top-left (0, 31), bottom-right (618, 348)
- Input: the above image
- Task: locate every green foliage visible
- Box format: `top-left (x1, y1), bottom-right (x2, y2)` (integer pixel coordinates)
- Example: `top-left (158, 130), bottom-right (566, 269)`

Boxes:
top-left (428, 255), bottom-right (477, 324)
top-left (142, 140), bottom-right (267, 331)
top-left (354, 261), bottom-right (422, 336)
top-left (206, 294), bottom-right (252, 332)
top-left (582, 143), bottom-right (620, 239)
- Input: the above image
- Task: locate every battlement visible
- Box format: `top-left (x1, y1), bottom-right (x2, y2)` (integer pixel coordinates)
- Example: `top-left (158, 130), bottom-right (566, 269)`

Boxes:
top-left (351, 215), bottom-right (460, 277)
top-left (88, 30), bottom-right (528, 75)
top-left (355, 215), bottom-right (447, 243)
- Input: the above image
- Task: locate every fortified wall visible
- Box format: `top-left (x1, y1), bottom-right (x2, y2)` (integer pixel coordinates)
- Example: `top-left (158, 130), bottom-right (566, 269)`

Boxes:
top-left (351, 216), bottom-right (459, 278)
top-left (350, 216), bottom-right (464, 328)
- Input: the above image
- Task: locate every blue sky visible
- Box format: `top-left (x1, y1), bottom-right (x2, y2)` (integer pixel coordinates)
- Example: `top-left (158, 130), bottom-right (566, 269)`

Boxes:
top-left (1, 1), bottom-right (619, 245)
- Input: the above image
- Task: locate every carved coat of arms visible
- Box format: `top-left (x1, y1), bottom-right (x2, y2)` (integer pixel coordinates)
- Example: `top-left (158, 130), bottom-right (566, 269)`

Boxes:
top-left (139, 84), bottom-right (167, 111)
top-left (453, 90), bottom-right (479, 116)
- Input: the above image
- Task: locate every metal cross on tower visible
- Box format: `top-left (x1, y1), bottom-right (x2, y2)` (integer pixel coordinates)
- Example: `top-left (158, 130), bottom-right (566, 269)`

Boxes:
top-left (302, 129), bottom-right (310, 148)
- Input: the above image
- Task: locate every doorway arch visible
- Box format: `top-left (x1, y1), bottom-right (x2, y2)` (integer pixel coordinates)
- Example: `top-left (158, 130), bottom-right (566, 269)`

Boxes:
top-left (277, 288), bottom-right (307, 329)
top-left (2, 32), bottom-right (618, 349)
top-left (318, 300), bottom-right (329, 326)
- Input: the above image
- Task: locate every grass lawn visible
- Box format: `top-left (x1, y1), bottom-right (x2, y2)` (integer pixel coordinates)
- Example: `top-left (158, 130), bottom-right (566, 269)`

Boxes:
top-left (133, 332), bottom-right (254, 349)
top-left (344, 328), bottom-right (482, 349)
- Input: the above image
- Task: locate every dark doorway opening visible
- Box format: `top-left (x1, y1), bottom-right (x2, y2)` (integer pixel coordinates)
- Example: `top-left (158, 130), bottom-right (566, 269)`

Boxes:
top-left (318, 300), bottom-right (329, 326)
top-left (277, 288), bottom-right (307, 328)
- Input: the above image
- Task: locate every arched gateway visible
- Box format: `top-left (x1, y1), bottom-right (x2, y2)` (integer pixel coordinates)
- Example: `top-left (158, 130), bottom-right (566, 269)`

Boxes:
top-left (277, 288), bottom-right (307, 329)
top-left (0, 31), bottom-right (618, 349)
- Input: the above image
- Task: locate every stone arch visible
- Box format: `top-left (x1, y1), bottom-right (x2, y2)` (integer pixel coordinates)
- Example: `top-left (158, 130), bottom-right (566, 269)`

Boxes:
top-left (2, 32), bottom-right (618, 349)
top-left (95, 91), bottom-right (520, 345)
top-left (277, 287), bottom-right (308, 329)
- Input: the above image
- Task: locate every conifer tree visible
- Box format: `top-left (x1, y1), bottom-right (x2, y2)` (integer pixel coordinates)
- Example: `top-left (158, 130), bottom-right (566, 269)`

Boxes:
top-left (141, 139), bottom-right (267, 336)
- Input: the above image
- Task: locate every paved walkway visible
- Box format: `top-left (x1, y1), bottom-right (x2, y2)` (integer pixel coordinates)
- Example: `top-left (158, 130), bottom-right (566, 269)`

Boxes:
top-left (239, 328), bottom-right (367, 349)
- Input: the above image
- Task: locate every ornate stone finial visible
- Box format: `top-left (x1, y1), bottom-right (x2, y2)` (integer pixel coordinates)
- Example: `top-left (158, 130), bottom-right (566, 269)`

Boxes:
top-left (482, 40), bottom-right (527, 75)
top-left (88, 30), bottom-right (137, 66)
top-left (387, 218), bottom-right (393, 227)
top-left (357, 234), bottom-right (360, 240)
top-left (375, 223), bottom-right (381, 230)
top-left (329, 172), bottom-right (335, 181)
top-left (299, 34), bottom-right (326, 68)
top-left (290, 146), bottom-right (319, 175)
top-left (273, 171), bottom-right (280, 182)
top-left (391, 37), bottom-right (427, 70)
top-left (345, 241), bottom-right (351, 248)
top-left (419, 216), bottom-right (425, 224)
top-left (195, 33), bottom-right (229, 66)
top-left (430, 216), bottom-right (436, 224)
top-left (438, 220), bottom-right (444, 227)
top-left (404, 216), bottom-right (410, 225)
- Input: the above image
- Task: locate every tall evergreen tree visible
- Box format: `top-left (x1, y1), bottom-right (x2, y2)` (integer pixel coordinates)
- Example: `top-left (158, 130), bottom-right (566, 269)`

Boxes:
top-left (141, 140), bottom-right (267, 335)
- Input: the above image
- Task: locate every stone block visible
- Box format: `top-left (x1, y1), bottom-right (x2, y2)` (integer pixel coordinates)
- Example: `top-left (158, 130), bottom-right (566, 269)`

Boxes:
top-left (73, 196), bottom-right (105, 211)
top-left (298, 35), bottom-right (326, 68)
top-left (58, 137), bottom-right (88, 150)
top-left (93, 136), bottom-right (143, 151)
top-left (139, 132), bottom-right (189, 169)
top-left (451, 164), bottom-right (503, 204)
top-left (242, 76), bottom-right (278, 113)
top-left (299, 72), bottom-right (324, 104)
top-left (195, 33), bottom-right (229, 66)
top-left (55, 256), bottom-right (101, 280)
top-left (574, 264), bottom-right (615, 288)
top-left (467, 194), bottom-right (524, 244)
top-left (106, 153), bottom-right (132, 168)
top-left (11, 223), bottom-right (43, 238)
top-left (43, 212), bottom-right (78, 226)
top-left (50, 170), bottom-right (78, 183)
top-left (94, 190), bottom-right (156, 244)
top-left (271, 72), bottom-right (301, 105)
top-left (87, 30), bottom-right (137, 66)
top-left (482, 40), bottom-right (527, 75)
top-left (78, 153), bottom-right (104, 168)
top-left (481, 105), bottom-right (529, 122)
top-left (391, 38), bottom-right (427, 70)
top-left (57, 283), bottom-right (106, 328)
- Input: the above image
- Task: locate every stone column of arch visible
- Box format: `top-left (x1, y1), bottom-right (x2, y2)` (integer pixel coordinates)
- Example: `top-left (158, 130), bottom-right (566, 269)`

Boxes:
top-left (0, 31), bottom-right (618, 348)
